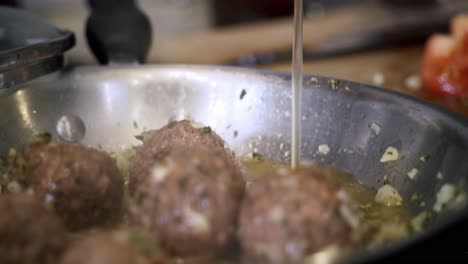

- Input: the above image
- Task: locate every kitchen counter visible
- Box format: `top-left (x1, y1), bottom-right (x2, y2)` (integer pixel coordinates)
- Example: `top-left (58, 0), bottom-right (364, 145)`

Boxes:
top-left (262, 46), bottom-right (468, 118)
top-left (30, 5), bottom-right (467, 118)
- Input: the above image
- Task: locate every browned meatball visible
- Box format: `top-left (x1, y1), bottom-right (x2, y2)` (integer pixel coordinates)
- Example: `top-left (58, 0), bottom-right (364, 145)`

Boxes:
top-left (239, 166), bottom-right (354, 264)
top-left (14, 143), bottom-right (124, 231)
top-left (0, 193), bottom-right (68, 264)
top-left (129, 145), bottom-right (244, 258)
top-left (60, 232), bottom-right (153, 264)
top-left (129, 120), bottom-right (236, 194)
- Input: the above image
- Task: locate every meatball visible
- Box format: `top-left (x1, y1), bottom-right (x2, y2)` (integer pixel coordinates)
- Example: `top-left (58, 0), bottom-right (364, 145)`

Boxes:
top-left (61, 232), bottom-right (152, 264)
top-left (13, 143), bottom-right (124, 231)
top-left (129, 145), bottom-right (244, 258)
top-left (0, 193), bottom-right (68, 264)
top-left (239, 166), bottom-right (355, 264)
top-left (129, 120), bottom-right (236, 194)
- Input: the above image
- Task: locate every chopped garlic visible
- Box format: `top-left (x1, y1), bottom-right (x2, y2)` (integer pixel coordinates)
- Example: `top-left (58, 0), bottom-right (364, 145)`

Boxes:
top-left (370, 122), bottom-right (381, 135)
top-left (372, 72), bottom-right (385, 86)
top-left (304, 245), bottom-right (342, 264)
top-left (380, 147), bottom-right (399, 162)
top-left (184, 207), bottom-right (210, 234)
top-left (151, 165), bottom-right (170, 183)
top-left (375, 184), bottom-right (403, 206)
top-left (110, 148), bottom-right (136, 176)
top-left (268, 206), bottom-right (285, 222)
top-left (411, 212), bottom-right (429, 232)
top-left (7, 181), bottom-right (22, 193)
top-left (405, 75), bottom-right (421, 91)
top-left (337, 190), bottom-right (351, 202)
top-left (420, 155), bottom-right (429, 162)
top-left (407, 168), bottom-right (419, 180)
top-left (44, 193), bottom-right (54, 204)
top-left (318, 144), bottom-right (330, 155)
top-left (8, 148), bottom-right (17, 157)
top-left (190, 121), bottom-right (205, 129)
top-left (339, 204), bottom-right (359, 229)
top-left (433, 184), bottom-right (456, 213)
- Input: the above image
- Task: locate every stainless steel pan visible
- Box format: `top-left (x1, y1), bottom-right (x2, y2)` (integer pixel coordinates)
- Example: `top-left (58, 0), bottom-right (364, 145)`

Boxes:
top-left (1, 65), bottom-right (467, 262)
top-left (1, 2), bottom-right (468, 263)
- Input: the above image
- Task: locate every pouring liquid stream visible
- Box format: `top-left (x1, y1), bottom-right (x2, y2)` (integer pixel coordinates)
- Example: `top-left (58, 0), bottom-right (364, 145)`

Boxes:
top-left (291, 0), bottom-right (303, 169)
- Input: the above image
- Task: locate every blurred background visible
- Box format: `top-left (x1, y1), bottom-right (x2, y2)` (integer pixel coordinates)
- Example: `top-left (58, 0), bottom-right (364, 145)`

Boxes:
top-left (1, 0), bottom-right (468, 115)
top-left (1, 0), bottom-right (460, 64)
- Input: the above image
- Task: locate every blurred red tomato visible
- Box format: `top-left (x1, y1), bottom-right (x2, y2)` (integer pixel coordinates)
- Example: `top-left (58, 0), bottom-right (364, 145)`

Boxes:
top-left (421, 15), bottom-right (468, 99)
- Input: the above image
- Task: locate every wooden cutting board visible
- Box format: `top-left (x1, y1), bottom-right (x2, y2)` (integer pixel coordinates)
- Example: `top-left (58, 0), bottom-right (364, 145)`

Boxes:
top-left (261, 46), bottom-right (468, 118)
top-left (150, 8), bottom-right (365, 64)
top-left (263, 46), bottom-right (423, 95)
top-left (146, 8), bottom-right (467, 118)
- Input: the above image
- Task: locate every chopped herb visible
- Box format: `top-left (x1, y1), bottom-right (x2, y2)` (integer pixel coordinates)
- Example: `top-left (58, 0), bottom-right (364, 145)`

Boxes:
top-left (331, 205), bottom-right (341, 218)
top-left (167, 121), bottom-right (177, 128)
top-left (137, 192), bottom-right (148, 204)
top-left (420, 154), bottom-right (430, 162)
top-left (199, 190), bottom-right (209, 199)
top-left (200, 126), bottom-right (212, 134)
top-left (359, 203), bottom-right (372, 212)
top-left (152, 150), bottom-right (169, 162)
top-left (251, 151), bottom-right (264, 161)
top-left (359, 203), bottom-right (372, 208)
top-left (329, 79), bottom-right (340, 90)
top-left (0, 155), bottom-right (7, 170)
top-left (31, 132), bottom-right (52, 144)
top-left (129, 229), bottom-right (157, 255)
top-left (383, 177), bottom-right (390, 185)
top-left (195, 163), bottom-right (210, 176)
top-left (53, 187), bottom-right (65, 199)
top-left (240, 89), bottom-right (247, 100)
top-left (233, 130), bottom-right (238, 138)
top-left (72, 174), bottom-right (81, 184)
top-left (178, 178), bottom-right (189, 189)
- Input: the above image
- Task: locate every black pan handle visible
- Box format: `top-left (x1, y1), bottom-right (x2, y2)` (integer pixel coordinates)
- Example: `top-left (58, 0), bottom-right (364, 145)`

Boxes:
top-left (85, 0), bottom-right (152, 64)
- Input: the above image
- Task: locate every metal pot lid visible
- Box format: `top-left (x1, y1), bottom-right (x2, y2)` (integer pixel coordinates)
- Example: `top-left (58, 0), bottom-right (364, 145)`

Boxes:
top-left (0, 7), bottom-right (75, 89)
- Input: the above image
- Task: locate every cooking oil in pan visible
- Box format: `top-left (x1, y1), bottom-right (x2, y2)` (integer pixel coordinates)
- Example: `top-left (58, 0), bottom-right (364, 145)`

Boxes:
top-left (291, 0), bottom-right (303, 169)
